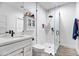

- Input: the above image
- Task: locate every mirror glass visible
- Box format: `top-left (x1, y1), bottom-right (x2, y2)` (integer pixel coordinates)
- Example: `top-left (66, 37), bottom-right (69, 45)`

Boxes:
top-left (16, 18), bottom-right (23, 33)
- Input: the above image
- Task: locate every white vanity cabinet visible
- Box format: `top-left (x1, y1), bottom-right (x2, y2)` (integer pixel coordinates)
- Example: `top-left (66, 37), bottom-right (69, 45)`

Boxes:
top-left (0, 38), bottom-right (32, 56)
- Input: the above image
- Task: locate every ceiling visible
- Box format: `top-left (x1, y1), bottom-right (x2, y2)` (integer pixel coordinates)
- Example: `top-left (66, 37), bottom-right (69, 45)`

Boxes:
top-left (38, 2), bottom-right (73, 10)
top-left (4, 2), bottom-right (74, 10)
top-left (5, 2), bottom-right (24, 9)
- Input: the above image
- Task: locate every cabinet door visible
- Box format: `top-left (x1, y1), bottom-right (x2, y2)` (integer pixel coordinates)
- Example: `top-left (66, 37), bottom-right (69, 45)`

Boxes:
top-left (6, 49), bottom-right (24, 56)
top-left (24, 44), bottom-right (32, 56)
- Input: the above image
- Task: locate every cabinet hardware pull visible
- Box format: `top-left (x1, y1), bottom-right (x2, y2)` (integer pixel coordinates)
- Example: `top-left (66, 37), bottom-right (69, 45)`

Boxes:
top-left (21, 51), bottom-right (24, 53)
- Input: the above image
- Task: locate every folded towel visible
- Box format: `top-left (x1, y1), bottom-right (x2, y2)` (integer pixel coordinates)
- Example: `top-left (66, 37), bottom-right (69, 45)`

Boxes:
top-left (73, 18), bottom-right (78, 40)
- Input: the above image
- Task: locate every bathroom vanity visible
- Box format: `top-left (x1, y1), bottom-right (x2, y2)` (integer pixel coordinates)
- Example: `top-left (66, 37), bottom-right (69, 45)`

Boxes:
top-left (0, 35), bottom-right (33, 56)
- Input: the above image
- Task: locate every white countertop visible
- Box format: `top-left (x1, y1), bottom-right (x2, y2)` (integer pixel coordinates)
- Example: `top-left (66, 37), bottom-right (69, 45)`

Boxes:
top-left (0, 34), bottom-right (33, 47)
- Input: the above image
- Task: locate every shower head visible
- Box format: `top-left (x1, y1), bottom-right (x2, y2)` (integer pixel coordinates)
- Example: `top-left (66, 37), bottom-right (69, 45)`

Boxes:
top-left (49, 15), bottom-right (53, 18)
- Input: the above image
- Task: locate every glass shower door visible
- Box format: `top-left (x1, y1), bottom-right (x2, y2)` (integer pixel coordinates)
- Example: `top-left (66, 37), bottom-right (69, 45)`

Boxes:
top-left (54, 10), bottom-right (60, 54)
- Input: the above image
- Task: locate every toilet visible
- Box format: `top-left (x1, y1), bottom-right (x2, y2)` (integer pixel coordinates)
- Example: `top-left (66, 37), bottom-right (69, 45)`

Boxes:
top-left (32, 44), bottom-right (44, 56)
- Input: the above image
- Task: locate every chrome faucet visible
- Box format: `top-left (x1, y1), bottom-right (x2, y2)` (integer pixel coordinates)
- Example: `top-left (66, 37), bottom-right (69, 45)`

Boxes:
top-left (6, 30), bottom-right (15, 37)
top-left (11, 30), bottom-right (15, 37)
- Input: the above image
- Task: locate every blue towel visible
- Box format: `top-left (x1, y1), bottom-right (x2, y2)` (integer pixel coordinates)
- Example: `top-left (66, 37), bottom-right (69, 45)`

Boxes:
top-left (73, 18), bottom-right (78, 40)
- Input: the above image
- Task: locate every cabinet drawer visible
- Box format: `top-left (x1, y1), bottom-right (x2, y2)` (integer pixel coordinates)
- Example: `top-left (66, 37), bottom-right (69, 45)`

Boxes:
top-left (0, 39), bottom-right (32, 56)
top-left (24, 51), bottom-right (32, 56)
top-left (6, 49), bottom-right (23, 56)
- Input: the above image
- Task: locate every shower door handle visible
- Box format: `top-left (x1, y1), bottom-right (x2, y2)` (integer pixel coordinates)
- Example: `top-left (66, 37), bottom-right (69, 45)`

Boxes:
top-left (56, 30), bottom-right (59, 35)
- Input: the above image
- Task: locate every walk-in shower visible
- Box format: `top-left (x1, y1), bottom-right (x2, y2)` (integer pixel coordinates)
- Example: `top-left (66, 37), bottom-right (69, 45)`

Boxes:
top-left (44, 10), bottom-right (60, 55)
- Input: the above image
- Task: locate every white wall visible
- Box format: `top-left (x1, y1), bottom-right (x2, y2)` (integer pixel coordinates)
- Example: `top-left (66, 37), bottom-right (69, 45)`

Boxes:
top-left (76, 3), bottom-right (79, 19)
top-left (37, 4), bottom-right (47, 45)
top-left (48, 3), bottom-right (76, 49)
top-left (59, 3), bottom-right (76, 49)
top-left (0, 3), bottom-right (23, 33)
top-left (75, 2), bottom-right (79, 54)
